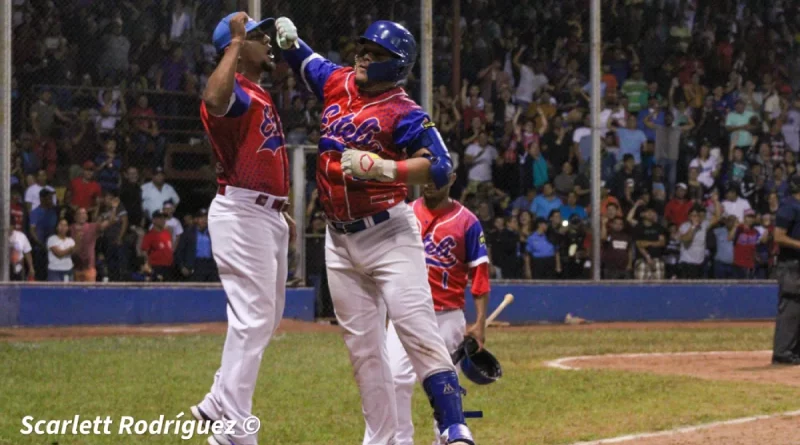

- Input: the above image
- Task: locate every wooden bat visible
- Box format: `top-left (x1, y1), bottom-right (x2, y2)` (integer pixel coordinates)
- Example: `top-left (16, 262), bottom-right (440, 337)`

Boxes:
top-left (485, 293), bottom-right (514, 327)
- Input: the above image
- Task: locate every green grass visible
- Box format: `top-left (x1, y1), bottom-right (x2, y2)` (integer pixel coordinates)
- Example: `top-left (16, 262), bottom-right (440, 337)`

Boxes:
top-left (1, 325), bottom-right (798, 445)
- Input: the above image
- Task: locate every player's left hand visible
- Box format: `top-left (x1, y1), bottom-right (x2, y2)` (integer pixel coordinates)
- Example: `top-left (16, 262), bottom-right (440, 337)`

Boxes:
top-left (465, 323), bottom-right (486, 351)
top-left (341, 149), bottom-right (397, 182)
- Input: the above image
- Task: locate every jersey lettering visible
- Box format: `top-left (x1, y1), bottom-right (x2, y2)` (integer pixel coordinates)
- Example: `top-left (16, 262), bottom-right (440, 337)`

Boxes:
top-left (320, 104), bottom-right (384, 153)
top-left (258, 102), bottom-right (283, 153)
top-left (423, 234), bottom-right (458, 268)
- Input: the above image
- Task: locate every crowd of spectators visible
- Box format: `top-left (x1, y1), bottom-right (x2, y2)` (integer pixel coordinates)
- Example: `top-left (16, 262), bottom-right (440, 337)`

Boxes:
top-left (10, 0), bottom-right (800, 283)
top-left (9, 0), bottom-right (231, 282)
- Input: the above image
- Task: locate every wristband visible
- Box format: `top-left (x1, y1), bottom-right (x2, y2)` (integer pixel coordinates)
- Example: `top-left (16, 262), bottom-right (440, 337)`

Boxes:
top-left (395, 160), bottom-right (409, 183)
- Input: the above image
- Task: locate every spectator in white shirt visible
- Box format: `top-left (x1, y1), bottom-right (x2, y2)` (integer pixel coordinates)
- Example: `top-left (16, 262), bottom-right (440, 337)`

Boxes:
top-left (24, 169), bottom-right (56, 212)
top-left (721, 186), bottom-right (752, 222)
top-left (688, 141), bottom-right (719, 190)
top-left (9, 226), bottom-right (34, 281)
top-left (169, 0), bottom-right (192, 41)
top-left (464, 131), bottom-right (499, 191)
top-left (46, 219), bottom-right (76, 282)
top-left (141, 167), bottom-right (180, 223)
top-left (512, 46), bottom-right (548, 110)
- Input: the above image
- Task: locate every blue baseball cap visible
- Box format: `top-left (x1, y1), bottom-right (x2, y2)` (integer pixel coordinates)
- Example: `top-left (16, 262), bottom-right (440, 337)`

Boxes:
top-left (212, 12), bottom-right (275, 53)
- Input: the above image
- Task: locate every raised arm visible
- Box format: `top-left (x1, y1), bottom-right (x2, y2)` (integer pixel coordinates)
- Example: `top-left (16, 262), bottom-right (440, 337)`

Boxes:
top-left (644, 111), bottom-right (657, 129)
top-left (513, 45), bottom-right (527, 69)
top-left (276, 17), bottom-right (340, 101)
top-left (202, 12), bottom-right (248, 116)
top-left (626, 202), bottom-right (641, 227)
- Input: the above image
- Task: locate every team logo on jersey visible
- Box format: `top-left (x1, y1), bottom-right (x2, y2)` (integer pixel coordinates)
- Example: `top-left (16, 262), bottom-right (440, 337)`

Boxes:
top-left (258, 103), bottom-right (285, 153)
top-left (319, 104), bottom-right (384, 152)
top-left (423, 234), bottom-right (457, 268)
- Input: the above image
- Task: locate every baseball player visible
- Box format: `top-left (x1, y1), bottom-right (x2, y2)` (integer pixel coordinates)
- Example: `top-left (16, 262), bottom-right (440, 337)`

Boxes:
top-left (189, 12), bottom-right (290, 445)
top-left (277, 18), bottom-right (477, 445)
top-left (379, 173), bottom-right (490, 445)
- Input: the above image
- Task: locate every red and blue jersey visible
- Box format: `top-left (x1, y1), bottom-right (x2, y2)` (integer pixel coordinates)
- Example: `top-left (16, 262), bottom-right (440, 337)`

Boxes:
top-left (412, 198), bottom-right (491, 311)
top-left (285, 44), bottom-right (437, 221)
top-left (200, 73), bottom-right (289, 197)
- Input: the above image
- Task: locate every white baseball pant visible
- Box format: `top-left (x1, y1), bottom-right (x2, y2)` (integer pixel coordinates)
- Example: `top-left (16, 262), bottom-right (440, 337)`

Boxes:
top-left (385, 310), bottom-right (466, 445)
top-left (195, 186), bottom-right (289, 445)
top-left (325, 202), bottom-right (458, 445)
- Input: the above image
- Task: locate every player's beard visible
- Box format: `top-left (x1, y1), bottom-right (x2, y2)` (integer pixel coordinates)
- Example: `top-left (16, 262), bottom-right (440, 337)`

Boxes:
top-left (261, 58), bottom-right (276, 73)
top-left (423, 184), bottom-right (449, 207)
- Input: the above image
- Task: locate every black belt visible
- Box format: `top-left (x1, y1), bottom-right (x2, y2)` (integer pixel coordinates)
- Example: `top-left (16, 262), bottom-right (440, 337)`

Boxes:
top-left (329, 210), bottom-right (391, 234)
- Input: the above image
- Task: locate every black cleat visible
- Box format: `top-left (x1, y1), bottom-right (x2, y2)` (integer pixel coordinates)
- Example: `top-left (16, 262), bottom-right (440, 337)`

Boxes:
top-left (771, 354), bottom-right (800, 365)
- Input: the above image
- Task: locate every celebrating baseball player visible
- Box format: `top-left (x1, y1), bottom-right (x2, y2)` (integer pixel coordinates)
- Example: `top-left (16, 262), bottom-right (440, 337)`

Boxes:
top-left (189, 12), bottom-right (290, 445)
top-left (379, 173), bottom-right (491, 445)
top-left (278, 17), bottom-right (477, 445)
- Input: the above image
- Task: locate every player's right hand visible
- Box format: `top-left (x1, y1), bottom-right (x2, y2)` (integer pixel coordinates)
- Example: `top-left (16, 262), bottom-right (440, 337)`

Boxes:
top-left (229, 12), bottom-right (249, 43)
top-left (275, 17), bottom-right (298, 50)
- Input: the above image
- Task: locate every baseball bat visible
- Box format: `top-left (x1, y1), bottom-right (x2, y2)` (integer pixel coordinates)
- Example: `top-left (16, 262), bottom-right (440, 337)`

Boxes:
top-left (485, 293), bottom-right (514, 327)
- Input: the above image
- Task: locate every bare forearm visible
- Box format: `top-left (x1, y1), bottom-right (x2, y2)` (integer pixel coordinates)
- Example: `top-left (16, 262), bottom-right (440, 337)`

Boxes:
top-left (403, 157), bottom-right (435, 185)
top-left (203, 40), bottom-right (243, 112)
top-left (776, 232), bottom-right (800, 250)
top-left (473, 293), bottom-right (489, 324)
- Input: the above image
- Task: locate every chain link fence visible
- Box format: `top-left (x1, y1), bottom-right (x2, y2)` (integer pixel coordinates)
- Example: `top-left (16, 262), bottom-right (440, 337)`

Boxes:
top-left (8, 0), bottom-right (782, 300)
top-left (7, 0), bottom-right (407, 300)
top-left (10, 0), bottom-right (235, 284)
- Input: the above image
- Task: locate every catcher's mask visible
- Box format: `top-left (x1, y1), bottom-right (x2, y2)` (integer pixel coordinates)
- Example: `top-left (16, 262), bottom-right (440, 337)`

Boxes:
top-left (451, 336), bottom-right (502, 385)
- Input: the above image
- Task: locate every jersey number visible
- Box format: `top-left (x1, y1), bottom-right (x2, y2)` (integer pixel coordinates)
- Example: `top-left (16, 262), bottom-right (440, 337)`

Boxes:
top-left (442, 271), bottom-right (449, 289)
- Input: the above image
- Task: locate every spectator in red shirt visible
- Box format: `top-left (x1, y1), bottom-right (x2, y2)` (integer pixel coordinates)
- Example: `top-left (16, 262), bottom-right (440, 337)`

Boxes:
top-left (69, 161), bottom-right (102, 214)
top-left (664, 183), bottom-right (693, 226)
top-left (141, 210), bottom-right (174, 281)
top-left (71, 207), bottom-right (108, 282)
top-left (29, 136), bottom-right (58, 182)
top-left (732, 210), bottom-right (760, 278)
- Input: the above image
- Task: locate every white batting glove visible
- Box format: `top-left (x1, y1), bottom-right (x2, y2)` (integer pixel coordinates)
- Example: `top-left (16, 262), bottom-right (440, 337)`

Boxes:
top-left (275, 17), bottom-right (299, 50)
top-left (341, 149), bottom-right (398, 182)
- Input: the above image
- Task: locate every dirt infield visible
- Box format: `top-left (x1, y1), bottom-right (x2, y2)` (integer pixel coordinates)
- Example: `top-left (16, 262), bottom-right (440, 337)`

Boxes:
top-left (554, 350), bottom-right (800, 445)
top-left (0, 319), bottom-right (773, 342)
top-left (0, 319), bottom-right (341, 341)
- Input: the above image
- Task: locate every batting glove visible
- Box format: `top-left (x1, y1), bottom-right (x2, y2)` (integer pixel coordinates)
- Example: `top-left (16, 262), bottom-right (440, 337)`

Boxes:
top-left (275, 17), bottom-right (298, 50)
top-left (341, 149), bottom-right (400, 182)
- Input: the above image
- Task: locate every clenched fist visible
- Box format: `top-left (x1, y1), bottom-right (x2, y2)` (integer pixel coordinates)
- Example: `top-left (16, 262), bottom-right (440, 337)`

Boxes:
top-left (275, 17), bottom-right (298, 50)
top-left (341, 149), bottom-right (398, 182)
top-left (229, 12), bottom-right (249, 43)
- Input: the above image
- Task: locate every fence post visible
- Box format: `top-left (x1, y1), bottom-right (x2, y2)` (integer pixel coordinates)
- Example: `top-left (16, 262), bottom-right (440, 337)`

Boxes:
top-left (248, 0), bottom-right (262, 21)
top-left (292, 145), bottom-right (307, 284)
top-left (0, 0), bottom-right (11, 281)
top-left (590, 0), bottom-right (602, 281)
top-left (415, 0), bottom-right (433, 200)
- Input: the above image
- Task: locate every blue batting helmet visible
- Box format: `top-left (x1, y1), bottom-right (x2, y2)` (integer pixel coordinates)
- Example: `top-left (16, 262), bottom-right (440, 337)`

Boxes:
top-left (451, 337), bottom-right (502, 385)
top-left (358, 20), bottom-right (417, 84)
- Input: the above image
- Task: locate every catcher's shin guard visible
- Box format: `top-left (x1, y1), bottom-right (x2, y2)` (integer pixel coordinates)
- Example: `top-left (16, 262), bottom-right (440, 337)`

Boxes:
top-left (422, 371), bottom-right (474, 444)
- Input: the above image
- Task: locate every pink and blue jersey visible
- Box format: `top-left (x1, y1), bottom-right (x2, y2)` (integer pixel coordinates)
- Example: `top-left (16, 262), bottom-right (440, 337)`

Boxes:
top-left (412, 198), bottom-right (491, 311)
top-left (200, 73), bottom-right (289, 197)
top-left (285, 43), bottom-right (438, 221)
